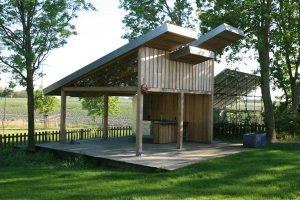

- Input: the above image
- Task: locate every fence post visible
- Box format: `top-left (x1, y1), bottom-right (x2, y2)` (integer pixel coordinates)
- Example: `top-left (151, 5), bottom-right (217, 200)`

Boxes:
top-left (97, 128), bottom-right (100, 138)
top-left (16, 133), bottom-right (19, 145)
top-left (23, 133), bottom-right (26, 145)
top-left (80, 129), bottom-right (84, 140)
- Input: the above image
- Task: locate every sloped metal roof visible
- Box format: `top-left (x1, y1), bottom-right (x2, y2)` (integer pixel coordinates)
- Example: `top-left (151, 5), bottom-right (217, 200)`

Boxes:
top-left (44, 23), bottom-right (244, 96)
top-left (44, 24), bottom-right (198, 95)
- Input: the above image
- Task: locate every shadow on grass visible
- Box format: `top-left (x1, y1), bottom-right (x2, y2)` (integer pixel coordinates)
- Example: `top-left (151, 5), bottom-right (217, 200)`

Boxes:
top-left (0, 143), bottom-right (299, 199)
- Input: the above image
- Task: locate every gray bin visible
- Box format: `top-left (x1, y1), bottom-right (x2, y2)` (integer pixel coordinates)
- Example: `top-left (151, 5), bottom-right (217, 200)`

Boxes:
top-left (243, 133), bottom-right (267, 147)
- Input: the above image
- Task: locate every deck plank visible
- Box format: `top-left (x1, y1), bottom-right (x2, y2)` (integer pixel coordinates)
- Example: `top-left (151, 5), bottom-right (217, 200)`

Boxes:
top-left (36, 137), bottom-right (244, 171)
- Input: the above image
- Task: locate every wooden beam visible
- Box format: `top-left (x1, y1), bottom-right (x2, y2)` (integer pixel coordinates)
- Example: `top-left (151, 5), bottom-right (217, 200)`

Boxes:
top-left (103, 95), bottom-right (109, 139)
top-left (147, 88), bottom-right (212, 95)
top-left (63, 86), bottom-right (138, 93)
top-left (136, 90), bottom-right (143, 156)
top-left (136, 47), bottom-right (145, 156)
top-left (68, 93), bottom-right (136, 97)
top-left (209, 60), bottom-right (214, 143)
top-left (177, 92), bottom-right (184, 149)
top-left (60, 89), bottom-right (67, 143)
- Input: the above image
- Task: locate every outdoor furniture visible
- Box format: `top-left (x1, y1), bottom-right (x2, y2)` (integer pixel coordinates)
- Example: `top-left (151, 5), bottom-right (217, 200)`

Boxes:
top-left (151, 121), bottom-right (189, 144)
top-left (243, 132), bottom-right (267, 147)
top-left (151, 120), bottom-right (177, 143)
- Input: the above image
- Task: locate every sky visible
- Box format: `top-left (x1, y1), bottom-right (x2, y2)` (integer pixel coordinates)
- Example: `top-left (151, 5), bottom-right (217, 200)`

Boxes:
top-left (42, 0), bottom-right (127, 89)
top-left (0, 0), bottom-right (264, 94)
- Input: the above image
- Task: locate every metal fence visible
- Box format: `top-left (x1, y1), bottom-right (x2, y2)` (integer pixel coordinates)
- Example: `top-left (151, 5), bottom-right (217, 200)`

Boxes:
top-left (214, 123), bottom-right (265, 137)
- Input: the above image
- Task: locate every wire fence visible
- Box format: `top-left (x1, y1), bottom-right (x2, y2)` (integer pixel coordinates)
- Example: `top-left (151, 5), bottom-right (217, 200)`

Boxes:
top-left (214, 123), bottom-right (265, 137)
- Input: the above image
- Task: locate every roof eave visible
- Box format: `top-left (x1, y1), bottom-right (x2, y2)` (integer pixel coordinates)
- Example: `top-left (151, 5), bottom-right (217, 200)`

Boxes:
top-left (190, 23), bottom-right (245, 50)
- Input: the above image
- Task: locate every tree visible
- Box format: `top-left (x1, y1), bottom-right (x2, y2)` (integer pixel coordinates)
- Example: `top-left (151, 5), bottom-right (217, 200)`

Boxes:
top-left (80, 96), bottom-right (120, 123)
top-left (0, 87), bottom-right (13, 98)
top-left (119, 0), bottom-right (196, 40)
top-left (34, 88), bottom-right (58, 128)
top-left (197, 0), bottom-right (277, 142)
top-left (271, 0), bottom-right (300, 110)
top-left (0, 0), bottom-right (94, 150)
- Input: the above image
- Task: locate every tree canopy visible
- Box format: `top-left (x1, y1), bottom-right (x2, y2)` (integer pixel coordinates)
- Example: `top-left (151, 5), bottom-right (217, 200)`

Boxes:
top-left (197, 0), bottom-right (278, 141)
top-left (80, 96), bottom-right (120, 122)
top-left (34, 88), bottom-right (58, 115)
top-left (270, 0), bottom-right (300, 110)
top-left (0, 0), bottom-right (94, 150)
top-left (119, 0), bottom-right (196, 40)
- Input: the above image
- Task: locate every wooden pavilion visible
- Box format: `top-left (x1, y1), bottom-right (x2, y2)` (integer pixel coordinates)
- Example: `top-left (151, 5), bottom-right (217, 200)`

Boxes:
top-left (44, 23), bottom-right (244, 156)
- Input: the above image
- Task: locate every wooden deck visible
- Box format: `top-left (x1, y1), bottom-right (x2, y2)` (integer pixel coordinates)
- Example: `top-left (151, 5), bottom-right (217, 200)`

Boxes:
top-left (36, 137), bottom-right (244, 171)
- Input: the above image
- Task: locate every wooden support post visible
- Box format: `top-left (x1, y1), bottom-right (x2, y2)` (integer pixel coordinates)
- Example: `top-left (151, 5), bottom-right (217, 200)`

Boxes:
top-left (209, 59), bottom-right (214, 143)
top-left (103, 94), bottom-right (109, 139)
top-left (208, 94), bottom-right (213, 143)
top-left (60, 89), bottom-right (66, 143)
top-left (136, 90), bottom-right (143, 156)
top-left (177, 92), bottom-right (184, 149)
top-left (136, 47), bottom-right (145, 156)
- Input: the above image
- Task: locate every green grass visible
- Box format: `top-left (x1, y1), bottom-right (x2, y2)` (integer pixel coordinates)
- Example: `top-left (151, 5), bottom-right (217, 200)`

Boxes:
top-left (0, 143), bottom-right (299, 199)
top-left (0, 97), bottom-right (132, 115)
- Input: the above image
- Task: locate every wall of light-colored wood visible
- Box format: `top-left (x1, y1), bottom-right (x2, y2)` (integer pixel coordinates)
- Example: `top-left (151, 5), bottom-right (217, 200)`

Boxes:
top-left (184, 94), bottom-right (212, 143)
top-left (139, 47), bottom-right (213, 92)
top-left (143, 93), bottom-right (178, 121)
top-left (143, 93), bottom-right (212, 143)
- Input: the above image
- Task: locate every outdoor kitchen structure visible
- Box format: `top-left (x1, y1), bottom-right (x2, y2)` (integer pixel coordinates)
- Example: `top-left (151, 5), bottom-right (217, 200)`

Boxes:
top-left (44, 23), bottom-right (244, 156)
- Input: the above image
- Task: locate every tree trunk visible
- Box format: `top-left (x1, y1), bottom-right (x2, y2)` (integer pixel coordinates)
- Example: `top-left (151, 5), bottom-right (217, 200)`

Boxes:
top-left (291, 84), bottom-right (300, 110)
top-left (257, 0), bottom-right (276, 143)
top-left (27, 75), bottom-right (35, 151)
top-left (259, 51), bottom-right (276, 143)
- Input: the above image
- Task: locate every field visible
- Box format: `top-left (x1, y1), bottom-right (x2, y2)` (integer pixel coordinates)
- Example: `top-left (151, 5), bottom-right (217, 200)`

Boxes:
top-left (0, 97), bottom-right (133, 134)
top-left (0, 143), bottom-right (299, 199)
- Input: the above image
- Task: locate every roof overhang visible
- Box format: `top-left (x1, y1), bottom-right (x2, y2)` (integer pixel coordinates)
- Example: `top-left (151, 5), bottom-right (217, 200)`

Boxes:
top-left (170, 46), bottom-right (215, 64)
top-left (190, 23), bottom-right (245, 51)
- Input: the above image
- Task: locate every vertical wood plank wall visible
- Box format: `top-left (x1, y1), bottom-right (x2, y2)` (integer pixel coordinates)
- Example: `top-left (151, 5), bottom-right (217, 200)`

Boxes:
top-left (139, 47), bottom-right (213, 92)
top-left (143, 93), bottom-right (212, 143)
top-left (143, 93), bottom-right (178, 121)
top-left (184, 94), bottom-right (211, 143)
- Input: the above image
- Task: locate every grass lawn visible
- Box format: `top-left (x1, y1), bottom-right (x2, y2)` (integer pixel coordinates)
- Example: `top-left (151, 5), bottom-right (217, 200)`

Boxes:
top-left (0, 143), bottom-right (299, 200)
